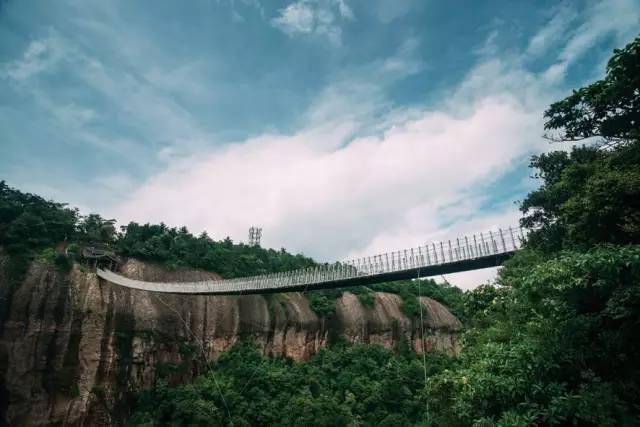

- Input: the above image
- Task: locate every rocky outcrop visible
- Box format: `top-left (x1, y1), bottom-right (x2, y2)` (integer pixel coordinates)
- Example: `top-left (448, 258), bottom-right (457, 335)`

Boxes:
top-left (335, 292), bottom-right (461, 354)
top-left (0, 256), bottom-right (461, 426)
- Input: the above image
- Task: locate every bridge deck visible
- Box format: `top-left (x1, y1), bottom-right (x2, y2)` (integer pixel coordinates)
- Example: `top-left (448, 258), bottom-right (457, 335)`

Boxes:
top-left (96, 226), bottom-right (525, 295)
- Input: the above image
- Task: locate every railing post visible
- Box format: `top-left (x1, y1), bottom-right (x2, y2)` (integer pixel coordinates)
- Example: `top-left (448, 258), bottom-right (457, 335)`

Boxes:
top-left (472, 234), bottom-right (478, 258)
top-left (499, 228), bottom-right (506, 252)
top-left (465, 236), bottom-right (470, 259)
top-left (426, 245), bottom-right (431, 265)
top-left (489, 230), bottom-right (497, 253)
top-left (509, 226), bottom-right (516, 250)
top-left (448, 240), bottom-right (452, 262)
top-left (439, 242), bottom-right (445, 263)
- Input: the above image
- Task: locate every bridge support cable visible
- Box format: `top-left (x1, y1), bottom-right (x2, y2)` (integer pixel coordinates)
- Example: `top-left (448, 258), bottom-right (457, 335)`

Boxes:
top-left (416, 268), bottom-right (427, 388)
top-left (96, 225), bottom-right (527, 295)
top-left (151, 293), bottom-right (233, 425)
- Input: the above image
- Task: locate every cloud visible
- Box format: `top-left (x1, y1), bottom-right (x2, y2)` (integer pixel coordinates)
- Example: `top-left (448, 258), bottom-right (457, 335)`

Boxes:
top-left (1, 30), bottom-right (66, 81)
top-left (535, 0), bottom-right (640, 83)
top-left (373, 0), bottom-right (412, 23)
top-left (113, 53), bottom-right (542, 266)
top-left (525, 4), bottom-right (576, 58)
top-left (271, 0), bottom-right (353, 44)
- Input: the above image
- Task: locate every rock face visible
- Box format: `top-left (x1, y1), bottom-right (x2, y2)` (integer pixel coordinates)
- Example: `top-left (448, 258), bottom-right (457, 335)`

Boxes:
top-left (0, 256), bottom-right (461, 426)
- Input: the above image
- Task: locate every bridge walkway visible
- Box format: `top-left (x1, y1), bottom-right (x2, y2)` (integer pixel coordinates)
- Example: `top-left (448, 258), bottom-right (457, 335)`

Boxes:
top-left (97, 226), bottom-right (525, 295)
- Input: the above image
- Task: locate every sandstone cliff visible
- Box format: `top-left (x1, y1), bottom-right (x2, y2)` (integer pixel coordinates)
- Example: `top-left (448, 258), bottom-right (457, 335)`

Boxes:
top-left (0, 256), bottom-right (461, 426)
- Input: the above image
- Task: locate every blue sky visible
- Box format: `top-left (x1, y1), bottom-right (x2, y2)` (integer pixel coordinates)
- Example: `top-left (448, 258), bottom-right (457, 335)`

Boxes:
top-left (1, 0), bottom-right (639, 287)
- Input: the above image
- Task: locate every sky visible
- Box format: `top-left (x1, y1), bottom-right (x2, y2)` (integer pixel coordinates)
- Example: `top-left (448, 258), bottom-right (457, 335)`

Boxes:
top-left (1, 0), bottom-right (639, 289)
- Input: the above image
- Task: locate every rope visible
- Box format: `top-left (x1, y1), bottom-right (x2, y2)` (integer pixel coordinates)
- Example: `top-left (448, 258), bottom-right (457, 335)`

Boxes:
top-left (416, 268), bottom-right (427, 387)
top-left (152, 293), bottom-right (234, 426)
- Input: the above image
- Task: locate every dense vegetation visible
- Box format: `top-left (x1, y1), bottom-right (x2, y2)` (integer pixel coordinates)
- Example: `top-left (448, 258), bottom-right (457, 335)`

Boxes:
top-left (115, 222), bottom-right (315, 277)
top-left (130, 342), bottom-right (453, 426)
top-left (126, 35), bottom-right (640, 426)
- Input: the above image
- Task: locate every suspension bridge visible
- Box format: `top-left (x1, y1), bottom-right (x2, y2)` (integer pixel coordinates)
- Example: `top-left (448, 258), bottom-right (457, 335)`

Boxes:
top-left (97, 226), bottom-right (526, 295)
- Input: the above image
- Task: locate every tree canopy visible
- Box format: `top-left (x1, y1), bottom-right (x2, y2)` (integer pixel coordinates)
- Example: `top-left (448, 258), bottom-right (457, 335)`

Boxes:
top-left (544, 35), bottom-right (639, 145)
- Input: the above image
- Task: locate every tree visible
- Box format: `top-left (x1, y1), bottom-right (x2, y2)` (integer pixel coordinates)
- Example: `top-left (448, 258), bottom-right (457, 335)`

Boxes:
top-left (76, 214), bottom-right (117, 243)
top-left (543, 35), bottom-right (639, 145)
top-left (520, 141), bottom-right (640, 251)
top-left (522, 34), bottom-right (640, 251)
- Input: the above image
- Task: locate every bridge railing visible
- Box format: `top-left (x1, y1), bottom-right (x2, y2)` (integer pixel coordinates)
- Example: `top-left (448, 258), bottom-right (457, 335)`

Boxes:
top-left (259, 225), bottom-right (526, 289)
top-left (98, 227), bottom-right (525, 294)
top-left (97, 225), bottom-right (527, 294)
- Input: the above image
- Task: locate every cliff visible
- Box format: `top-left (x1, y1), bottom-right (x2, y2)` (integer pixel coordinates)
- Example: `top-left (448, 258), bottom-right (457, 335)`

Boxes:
top-left (0, 255), bottom-right (461, 426)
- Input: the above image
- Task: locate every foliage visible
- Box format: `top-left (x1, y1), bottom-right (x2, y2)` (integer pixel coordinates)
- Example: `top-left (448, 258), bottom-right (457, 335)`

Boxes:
top-left (521, 140), bottom-right (640, 252)
top-left (425, 246), bottom-right (640, 425)
top-left (76, 214), bottom-right (117, 244)
top-left (0, 181), bottom-right (78, 254)
top-left (129, 342), bottom-right (453, 427)
top-left (543, 35), bottom-right (639, 145)
top-left (525, 35), bottom-right (640, 253)
top-left (39, 247), bottom-right (72, 272)
top-left (115, 222), bottom-right (316, 278)
top-left (307, 288), bottom-right (343, 318)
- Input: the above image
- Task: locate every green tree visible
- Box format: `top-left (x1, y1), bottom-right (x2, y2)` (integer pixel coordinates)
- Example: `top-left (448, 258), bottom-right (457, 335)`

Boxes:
top-left (543, 35), bottom-right (639, 145)
top-left (76, 214), bottom-right (117, 243)
top-left (521, 35), bottom-right (640, 251)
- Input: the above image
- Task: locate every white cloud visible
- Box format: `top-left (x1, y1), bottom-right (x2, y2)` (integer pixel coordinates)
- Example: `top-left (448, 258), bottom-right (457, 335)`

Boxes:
top-left (525, 4), bottom-right (576, 58)
top-left (271, 0), bottom-right (353, 44)
top-left (273, 2), bottom-right (315, 34)
top-left (113, 63), bottom-right (542, 267)
top-left (1, 30), bottom-right (66, 81)
top-left (537, 0), bottom-right (640, 83)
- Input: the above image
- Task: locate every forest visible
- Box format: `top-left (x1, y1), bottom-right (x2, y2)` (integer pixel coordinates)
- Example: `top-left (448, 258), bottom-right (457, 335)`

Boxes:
top-left (1, 35), bottom-right (639, 426)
